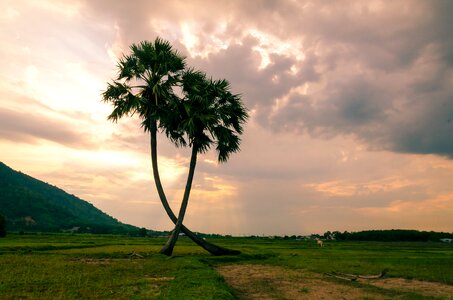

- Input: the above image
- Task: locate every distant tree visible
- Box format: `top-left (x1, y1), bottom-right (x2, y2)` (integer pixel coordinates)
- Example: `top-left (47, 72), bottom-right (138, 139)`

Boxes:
top-left (138, 227), bottom-right (147, 237)
top-left (310, 233), bottom-right (321, 240)
top-left (332, 231), bottom-right (342, 240)
top-left (329, 230), bottom-right (453, 242)
top-left (323, 231), bottom-right (332, 240)
top-left (0, 214), bottom-right (6, 237)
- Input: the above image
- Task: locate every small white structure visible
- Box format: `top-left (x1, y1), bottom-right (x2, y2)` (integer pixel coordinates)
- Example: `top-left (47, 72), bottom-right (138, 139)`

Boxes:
top-left (440, 238), bottom-right (453, 243)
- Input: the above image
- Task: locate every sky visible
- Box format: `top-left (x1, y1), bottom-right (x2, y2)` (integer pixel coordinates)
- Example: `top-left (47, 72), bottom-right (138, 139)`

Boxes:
top-left (0, 0), bottom-right (452, 235)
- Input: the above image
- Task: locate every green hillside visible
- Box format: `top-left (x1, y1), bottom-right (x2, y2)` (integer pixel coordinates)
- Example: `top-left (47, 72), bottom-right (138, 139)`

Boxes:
top-left (0, 161), bottom-right (141, 234)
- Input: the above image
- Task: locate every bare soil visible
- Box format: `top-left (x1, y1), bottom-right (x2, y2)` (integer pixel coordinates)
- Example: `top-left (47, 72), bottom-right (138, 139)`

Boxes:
top-left (217, 264), bottom-right (453, 299)
top-left (217, 264), bottom-right (381, 299)
top-left (366, 277), bottom-right (453, 298)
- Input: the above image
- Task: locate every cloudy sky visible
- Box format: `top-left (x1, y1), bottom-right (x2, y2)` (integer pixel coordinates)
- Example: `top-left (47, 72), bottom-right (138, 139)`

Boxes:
top-left (1, 0), bottom-right (452, 235)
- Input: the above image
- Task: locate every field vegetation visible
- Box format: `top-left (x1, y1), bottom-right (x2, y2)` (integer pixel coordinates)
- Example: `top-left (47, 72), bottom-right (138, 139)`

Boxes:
top-left (1, 233), bottom-right (452, 299)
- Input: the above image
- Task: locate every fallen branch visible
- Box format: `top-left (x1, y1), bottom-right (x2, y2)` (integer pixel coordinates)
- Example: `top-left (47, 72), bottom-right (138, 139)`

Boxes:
top-left (325, 272), bottom-right (357, 281)
top-left (128, 251), bottom-right (144, 259)
top-left (325, 269), bottom-right (387, 281)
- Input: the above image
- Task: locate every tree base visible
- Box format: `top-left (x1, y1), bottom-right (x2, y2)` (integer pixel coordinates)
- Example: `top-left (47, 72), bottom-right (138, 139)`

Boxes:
top-left (159, 244), bottom-right (174, 256)
top-left (160, 230), bottom-right (178, 256)
top-left (203, 243), bottom-right (241, 256)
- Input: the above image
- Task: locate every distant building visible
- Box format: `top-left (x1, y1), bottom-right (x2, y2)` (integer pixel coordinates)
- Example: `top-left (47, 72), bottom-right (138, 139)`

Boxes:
top-left (440, 238), bottom-right (453, 243)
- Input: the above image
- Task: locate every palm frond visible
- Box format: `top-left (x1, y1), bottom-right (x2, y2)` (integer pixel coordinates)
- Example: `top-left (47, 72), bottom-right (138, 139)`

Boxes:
top-left (178, 69), bottom-right (248, 161)
top-left (103, 37), bottom-right (186, 140)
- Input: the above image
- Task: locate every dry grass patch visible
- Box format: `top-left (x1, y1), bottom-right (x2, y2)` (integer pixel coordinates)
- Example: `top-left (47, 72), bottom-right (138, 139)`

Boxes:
top-left (365, 277), bottom-right (453, 298)
top-left (217, 264), bottom-right (453, 299)
top-left (216, 264), bottom-right (383, 299)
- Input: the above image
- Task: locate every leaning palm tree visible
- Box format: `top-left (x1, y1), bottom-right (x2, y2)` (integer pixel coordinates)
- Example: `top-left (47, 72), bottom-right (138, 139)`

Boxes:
top-left (102, 38), bottom-right (240, 255)
top-left (160, 69), bottom-right (248, 256)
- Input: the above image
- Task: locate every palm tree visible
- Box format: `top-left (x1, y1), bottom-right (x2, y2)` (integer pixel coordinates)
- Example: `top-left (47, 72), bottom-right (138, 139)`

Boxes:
top-left (160, 69), bottom-right (248, 256)
top-left (102, 38), bottom-right (240, 255)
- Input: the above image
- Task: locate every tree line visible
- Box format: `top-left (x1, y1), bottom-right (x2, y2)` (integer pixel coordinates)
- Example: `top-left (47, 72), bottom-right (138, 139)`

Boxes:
top-left (329, 230), bottom-right (453, 242)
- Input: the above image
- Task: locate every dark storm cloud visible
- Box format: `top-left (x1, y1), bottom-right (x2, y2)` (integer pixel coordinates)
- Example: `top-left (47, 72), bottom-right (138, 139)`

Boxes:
top-left (270, 69), bottom-right (453, 157)
top-left (226, 1), bottom-right (453, 158)
top-left (82, 0), bottom-right (453, 158)
top-left (0, 107), bottom-right (91, 147)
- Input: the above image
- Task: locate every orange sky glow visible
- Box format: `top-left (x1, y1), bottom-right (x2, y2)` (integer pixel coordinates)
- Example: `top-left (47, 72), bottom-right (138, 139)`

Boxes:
top-left (0, 0), bottom-right (452, 235)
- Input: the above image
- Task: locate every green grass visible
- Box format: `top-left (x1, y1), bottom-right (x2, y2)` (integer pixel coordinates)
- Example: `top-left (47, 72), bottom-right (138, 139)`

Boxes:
top-left (205, 238), bottom-right (453, 284)
top-left (0, 234), bottom-right (452, 299)
top-left (0, 234), bottom-right (234, 299)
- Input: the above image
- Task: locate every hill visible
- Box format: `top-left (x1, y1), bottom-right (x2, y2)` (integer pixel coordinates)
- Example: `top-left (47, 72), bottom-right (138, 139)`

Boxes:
top-left (0, 161), bottom-right (141, 234)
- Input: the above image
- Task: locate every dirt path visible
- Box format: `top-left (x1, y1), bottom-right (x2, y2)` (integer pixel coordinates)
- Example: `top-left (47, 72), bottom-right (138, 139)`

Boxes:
top-left (216, 264), bottom-right (453, 299)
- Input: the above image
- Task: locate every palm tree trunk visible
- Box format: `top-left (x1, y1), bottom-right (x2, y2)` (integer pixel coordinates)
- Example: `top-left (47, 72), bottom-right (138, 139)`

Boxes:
top-left (149, 121), bottom-right (240, 256)
top-left (160, 144), bottom-right (197, 256)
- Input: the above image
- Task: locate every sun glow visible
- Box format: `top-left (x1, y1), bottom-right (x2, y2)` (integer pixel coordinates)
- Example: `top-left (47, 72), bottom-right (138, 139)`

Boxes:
top-left (158, 156), bottom-right (187, 185)
top-left (248, 29), bottom-right (305, 69)
top-left (180, 22), bottom-right (199, 55)
top-left (106, 23), bottom-right (124, 64)
top-left (190, 176), bottom-right (237, 203)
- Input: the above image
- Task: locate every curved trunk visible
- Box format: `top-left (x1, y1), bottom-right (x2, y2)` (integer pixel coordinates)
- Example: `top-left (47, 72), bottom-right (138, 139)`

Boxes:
top-left (149, 121), bottom-right (240, 256)
top-left (160, 144), bottom-right (197, 255)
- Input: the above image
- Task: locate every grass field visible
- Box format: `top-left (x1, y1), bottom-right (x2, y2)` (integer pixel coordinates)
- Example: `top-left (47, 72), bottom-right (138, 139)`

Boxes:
top-left (0, 233), bottom-right (452, 299)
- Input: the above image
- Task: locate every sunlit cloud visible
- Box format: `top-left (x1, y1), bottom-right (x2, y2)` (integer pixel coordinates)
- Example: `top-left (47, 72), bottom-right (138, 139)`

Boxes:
top-left (248, 28), bottom-right (305, 69)
top-left (34, 0), bottom-right (82, 17)
top-left (305, 177), bottom-right (413, 197)
top-left (191, 176), bottom-right (237, 203)
top-left (105, 22), bottom-right (124, 64)
top-left (360, 193), bottom-right (453, 214)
